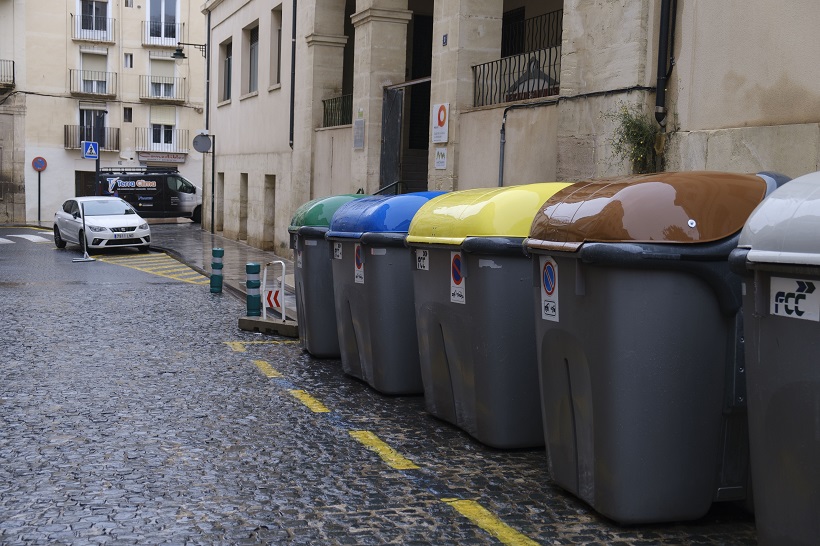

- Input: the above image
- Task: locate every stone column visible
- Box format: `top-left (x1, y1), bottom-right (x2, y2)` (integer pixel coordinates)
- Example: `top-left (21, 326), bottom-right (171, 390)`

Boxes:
top-left (350, 0), bottom-right (411, 194)
top-left (428, 0), bottom-right (502, 191)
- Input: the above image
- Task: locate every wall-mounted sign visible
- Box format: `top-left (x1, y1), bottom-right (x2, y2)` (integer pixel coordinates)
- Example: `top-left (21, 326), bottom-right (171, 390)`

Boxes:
top-left (431, 103), bottom-right (449, 143)
top-left (137, 151), bottom-right (187, 163)
top-left (435, 147), bottom-right (447, 169)
top-left (353, 119), bottom-right (365, 150)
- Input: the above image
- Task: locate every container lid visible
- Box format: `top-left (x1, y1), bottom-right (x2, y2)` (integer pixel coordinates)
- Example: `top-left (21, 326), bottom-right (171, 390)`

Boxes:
top-left (406, 183), bottom-right (573, 246)
top-left (526, 172), bottom-right (770, 252)
top-left (326, 192), bottom-right (446, 239)
top-left (739, 171), bottom-right (820, 266)
top-left (288, 194), bottom-right (365, 232)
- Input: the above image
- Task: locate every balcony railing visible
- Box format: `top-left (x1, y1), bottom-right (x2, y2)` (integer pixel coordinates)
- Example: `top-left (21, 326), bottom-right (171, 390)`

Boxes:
top-left (473, 47), bottom-right (561, 107)
top-left (69, 69), bottom-right (118, 97)
top-left (64, 125), bottom-right (120, 152)
top-left (135, 127), bottom-right (189, 153)
top-left (142, 21), bottom-right (184, 46)
top-left (139, 75), bottom-right (186, 102)
top-left (322, 94), bottom-right (353, 127)
top-left (71, 14), bottom-right (116, 42)
top-left (0, 59), bottom-right (14, 88)
top-left (501, 10), bottom-right (563, 58)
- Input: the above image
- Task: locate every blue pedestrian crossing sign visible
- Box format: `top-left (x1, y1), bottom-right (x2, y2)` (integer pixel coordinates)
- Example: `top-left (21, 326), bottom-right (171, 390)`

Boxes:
top-left (81, 141), bottom-right (99, 160)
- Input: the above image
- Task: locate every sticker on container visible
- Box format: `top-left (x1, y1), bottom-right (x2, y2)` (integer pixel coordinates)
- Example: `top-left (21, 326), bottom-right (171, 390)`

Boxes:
top-left (450, 251), bottom-right (465, 304)
top-left (370, 248), bottom-right (386, 256)
top-left (354, 243), bottom-right (365, 284)
top-left (416, 249), bottom-right (429, 271)
top-left (540, 255), bottom-right (559, 322)
top-left (333, 242), bottom-right (343, 260)
top-left (305, 239), bottom-right (318, 246)
top-left (296, 250), bottom-right (303, 269)
top-left (770, 277), bottom-right (819, 321)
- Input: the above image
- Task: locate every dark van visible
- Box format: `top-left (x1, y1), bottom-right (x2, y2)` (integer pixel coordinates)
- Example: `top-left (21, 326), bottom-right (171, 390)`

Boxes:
top-left (96, 167), bottom-right (202, 223)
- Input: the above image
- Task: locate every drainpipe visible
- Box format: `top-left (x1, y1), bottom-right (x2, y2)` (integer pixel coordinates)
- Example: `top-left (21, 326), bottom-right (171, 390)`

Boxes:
top-left (655, 0), bottom-right (676, 128)
top-left (205, 10), bottom-right (211, 131)
top-left (289, 0), bottom-right (297, 149)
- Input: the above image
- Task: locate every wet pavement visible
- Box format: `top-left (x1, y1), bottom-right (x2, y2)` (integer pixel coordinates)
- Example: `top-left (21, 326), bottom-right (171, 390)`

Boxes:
top-left (0, 223), bottom-right (760, 545)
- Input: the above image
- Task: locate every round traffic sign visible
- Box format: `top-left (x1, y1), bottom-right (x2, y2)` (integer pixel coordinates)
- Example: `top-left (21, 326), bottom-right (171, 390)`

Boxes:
top-left (32, 156), bottom-right (47, 172)
top-left (543, 261), bottom-right (556, 295)
top-left (193, 134), bottom-right (212, 153)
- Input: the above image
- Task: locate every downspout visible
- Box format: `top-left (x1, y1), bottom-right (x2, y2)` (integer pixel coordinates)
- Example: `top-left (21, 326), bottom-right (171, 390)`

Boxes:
top-left (205, 10), bottom-right (211, 131)
top-left (654, 0), bottom-right (676, 128)
top-left (289, 0), bottom-right (296, 149)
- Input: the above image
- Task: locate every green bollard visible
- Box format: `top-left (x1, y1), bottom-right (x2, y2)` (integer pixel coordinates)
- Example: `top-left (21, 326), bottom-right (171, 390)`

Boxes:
top-left (210, 248), bottom-right (224, 293)
top-left (246, 262), bottom-right (262, 316)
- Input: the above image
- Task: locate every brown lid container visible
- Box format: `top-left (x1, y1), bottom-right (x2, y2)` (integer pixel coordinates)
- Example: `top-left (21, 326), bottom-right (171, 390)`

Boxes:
top-left (526, 172), bottom-right (768, 252)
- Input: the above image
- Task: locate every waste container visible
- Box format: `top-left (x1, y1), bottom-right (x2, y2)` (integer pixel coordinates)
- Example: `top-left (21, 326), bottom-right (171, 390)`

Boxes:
top-left (524, 171), bottom-right (789, 524)
top-left (326, 192), bottom-right (444, 394)
top-left (729, 170), bottom-right (820, 545)
top-left (288, 194), bottom-right (366, 358)
top-left (406, 183), bottom-right (572, 448)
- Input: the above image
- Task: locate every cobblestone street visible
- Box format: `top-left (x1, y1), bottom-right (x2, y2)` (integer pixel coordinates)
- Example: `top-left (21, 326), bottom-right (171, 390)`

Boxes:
top-left (0, 227), bottom-right (758, 544)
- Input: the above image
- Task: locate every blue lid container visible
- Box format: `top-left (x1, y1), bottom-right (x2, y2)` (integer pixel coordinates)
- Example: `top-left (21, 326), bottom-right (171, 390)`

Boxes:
top-left (327, 192), bottom-right (445, 243)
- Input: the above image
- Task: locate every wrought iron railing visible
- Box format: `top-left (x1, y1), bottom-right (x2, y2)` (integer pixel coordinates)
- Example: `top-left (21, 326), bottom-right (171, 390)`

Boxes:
top-left (142, 21), bottom-right (184, 46)
top-left (135, 127), bottom-right (190, 153)
top-left (69, 69), bottom-right (118, 97)
top-left (139, 75), bottom-right (186, 102)
top-left (0, 60), bottom-right (14, 87)
top-left (322, 94), bottom-right (353, 127)
top-left (473, 47), bottom-right (561, 107)
top-left (64, 125), bottom-right (120, 151)
top-left (71, 14), bottom-right (116, 42)
top-left (501, 10), bottom-right (562, 57)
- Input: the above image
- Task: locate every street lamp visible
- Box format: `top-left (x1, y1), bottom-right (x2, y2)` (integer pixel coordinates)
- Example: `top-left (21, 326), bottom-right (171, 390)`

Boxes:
top-left (172, 42), bottom-right (207, 60)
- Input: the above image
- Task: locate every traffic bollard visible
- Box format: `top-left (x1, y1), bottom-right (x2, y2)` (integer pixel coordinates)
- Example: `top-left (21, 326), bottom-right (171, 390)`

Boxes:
top-left (210, 248), bottom-right (224, 293)
top-left (246, 262), bottom-right (262, 316)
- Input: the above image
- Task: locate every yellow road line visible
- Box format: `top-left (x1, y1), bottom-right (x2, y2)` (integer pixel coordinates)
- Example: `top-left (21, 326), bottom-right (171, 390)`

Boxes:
top-left (441, 499), bottom-right (540, 546)
top-left (224, 340), bottom-right (299, 353)
top-left (349, 430), bottom-right (420, 470)
top-left (289, 389), bottom-right (330, 413)
top-left (97, 253), bottom-right (207, 284)
top-left (253, 360), bottom-right (282, 378)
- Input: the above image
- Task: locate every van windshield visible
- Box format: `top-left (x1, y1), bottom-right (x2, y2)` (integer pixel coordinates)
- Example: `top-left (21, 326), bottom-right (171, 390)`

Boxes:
top-left (84, 199), bottom-right (136, 216)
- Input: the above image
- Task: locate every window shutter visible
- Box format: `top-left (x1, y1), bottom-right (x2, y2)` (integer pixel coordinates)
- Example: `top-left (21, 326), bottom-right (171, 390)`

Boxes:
top-left (150, 105), bottom-right (176, 125)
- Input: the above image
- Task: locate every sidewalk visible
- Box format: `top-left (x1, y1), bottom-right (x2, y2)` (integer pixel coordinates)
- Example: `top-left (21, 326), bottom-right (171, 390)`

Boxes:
top-left (149, 221), bottom-right (297, 319)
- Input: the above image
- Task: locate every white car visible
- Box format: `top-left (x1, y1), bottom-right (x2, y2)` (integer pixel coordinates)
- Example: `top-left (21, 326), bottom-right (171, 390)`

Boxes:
top-left (54, 196), bottom-right (151, 253)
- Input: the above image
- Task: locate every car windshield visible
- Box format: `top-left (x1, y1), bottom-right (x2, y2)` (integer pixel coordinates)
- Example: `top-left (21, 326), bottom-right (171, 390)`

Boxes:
top-left (83, 200), bottom-right (136, 216)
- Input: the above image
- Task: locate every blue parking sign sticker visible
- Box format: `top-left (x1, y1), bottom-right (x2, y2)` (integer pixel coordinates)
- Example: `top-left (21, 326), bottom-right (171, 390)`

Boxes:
top-left (540, 255), bottom-right (559, 322)
top-left (450, 251), bottom-right (465, 304)
top-left (354, 243), bottom-right (364, 284)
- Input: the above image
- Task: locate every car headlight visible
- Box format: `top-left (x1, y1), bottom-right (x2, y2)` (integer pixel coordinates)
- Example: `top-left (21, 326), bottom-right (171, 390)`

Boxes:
top-left (87, 225), bottom-right (108, 232)
top-left (138, 223), bottom-right (149, 230)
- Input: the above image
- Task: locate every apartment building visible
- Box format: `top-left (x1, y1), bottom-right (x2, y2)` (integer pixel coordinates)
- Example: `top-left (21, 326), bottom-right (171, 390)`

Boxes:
top-left (0, 0), bottom-right (207, 224)
top-left (202, 0), bottom-right (820, 256)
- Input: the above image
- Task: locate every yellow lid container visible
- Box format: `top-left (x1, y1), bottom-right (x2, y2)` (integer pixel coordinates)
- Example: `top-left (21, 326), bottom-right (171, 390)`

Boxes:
top-left (407, 183), bottom-right (573, 246)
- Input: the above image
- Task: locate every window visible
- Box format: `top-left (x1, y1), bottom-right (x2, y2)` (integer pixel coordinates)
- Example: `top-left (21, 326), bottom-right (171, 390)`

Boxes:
top-left (123, 107), bottom-right (132, 122)
top-left (270, 7), bottom-right (282, 86)
top-left (81, 1), bottom-right (107, 32)
top-left (79, 107), bottom-right (106, 148)
top-left (125, 0), bottom-right (133, 6)
top-left (220, 41), bottom-right (232, 101)
top-left (81, 52), bottom-right (108, 94)
top-left (152, 124), bottom-right (173, 145)
top-left (149, 0), bottom-right (178, 39)
top-left (150, 59), bottom-right (176, 98)
top-left (150, 106), bottom-right (176, 150)
top-left (248, 26), bottom-right (259, 93)
top-left (124, 53), bottom-right (133, 68)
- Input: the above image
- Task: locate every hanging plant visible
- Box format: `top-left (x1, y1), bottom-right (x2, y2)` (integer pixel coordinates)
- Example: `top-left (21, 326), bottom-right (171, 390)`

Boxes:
top-left (603, 103), bottom-right (660, 174)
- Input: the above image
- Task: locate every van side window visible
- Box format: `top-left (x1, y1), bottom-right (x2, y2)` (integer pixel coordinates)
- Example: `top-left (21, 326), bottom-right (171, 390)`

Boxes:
top-left (168, 176), bottom-right (195, 194)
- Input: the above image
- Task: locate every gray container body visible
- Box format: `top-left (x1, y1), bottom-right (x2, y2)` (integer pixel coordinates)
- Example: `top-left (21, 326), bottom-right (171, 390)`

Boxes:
top-left (329, 239), bottom-right (423, 394)
top-left (741, 268), bottom-right (820, 545)
top-left (532, 252), bottom-right (749, 523)
top-left (292, 230), bottom-right (340, 358)
top-left (411, 246), bottom-right (544, 449)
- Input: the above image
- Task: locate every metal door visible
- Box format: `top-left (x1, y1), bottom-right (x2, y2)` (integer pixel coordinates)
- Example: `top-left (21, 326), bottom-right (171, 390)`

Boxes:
top-left (379, 87), bottom-right (404, 192)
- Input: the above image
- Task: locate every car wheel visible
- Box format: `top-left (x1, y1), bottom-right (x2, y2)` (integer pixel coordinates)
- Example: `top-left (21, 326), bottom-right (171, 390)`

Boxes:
top-left (191, 206), bottom-right (202, 224)
top-left (138, 245), bottom-right (150, 253)
top-left (53, 226), bottom-right (66, 249)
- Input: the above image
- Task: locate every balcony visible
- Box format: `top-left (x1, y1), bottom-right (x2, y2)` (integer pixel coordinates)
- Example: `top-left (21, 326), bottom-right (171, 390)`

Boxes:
top-left (0, 59), bottom-right (14, 88)
top-left (71, 14), bottom-right (116, 43)
top-left (473, 10), bottom-right (563, 107)
top-left (139, 75), bottom-right (186, 103)
top-left (69, 69), bottom-right (118, 98)
top-left (142, 21), bottom-right (184, 47)
top-left (64, 125), bottom-right (120, 152)
top-left (135, 127), bottom-right (189, 154)
top-left (322, 94), bottom-right (353, 128)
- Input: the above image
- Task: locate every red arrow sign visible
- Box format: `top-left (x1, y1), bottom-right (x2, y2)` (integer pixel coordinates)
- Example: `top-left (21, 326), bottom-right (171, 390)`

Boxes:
top-left (266, 290), bottom-right (280, 308)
